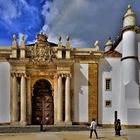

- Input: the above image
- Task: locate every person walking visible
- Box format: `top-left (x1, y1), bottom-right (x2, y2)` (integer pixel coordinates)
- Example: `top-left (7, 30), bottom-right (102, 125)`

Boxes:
top-left (89, 118), bottom-right (98, 139)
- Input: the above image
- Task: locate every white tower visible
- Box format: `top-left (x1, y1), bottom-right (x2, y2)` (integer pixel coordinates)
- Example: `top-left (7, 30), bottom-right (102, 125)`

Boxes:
top-left (121, 5), bottom-right (140, 125)
top-left (122, 5), bottom-right (138, 84)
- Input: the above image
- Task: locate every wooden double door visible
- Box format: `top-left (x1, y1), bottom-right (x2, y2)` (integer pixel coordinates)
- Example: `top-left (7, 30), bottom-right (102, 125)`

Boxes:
top-left (32, 79), bottom-right (54, 125)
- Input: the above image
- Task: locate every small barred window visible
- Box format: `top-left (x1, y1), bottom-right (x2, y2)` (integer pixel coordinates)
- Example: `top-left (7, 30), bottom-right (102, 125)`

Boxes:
top-left (105, 78), bottom-right (112, 91)
top-left (105, 100), bottom-right (112, 107)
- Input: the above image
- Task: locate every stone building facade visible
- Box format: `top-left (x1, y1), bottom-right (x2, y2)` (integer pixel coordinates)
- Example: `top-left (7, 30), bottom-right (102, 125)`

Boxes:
top-left (0, 33), bottom-right (102, 126)
top-left (0, 5), bottom-right (140, 126)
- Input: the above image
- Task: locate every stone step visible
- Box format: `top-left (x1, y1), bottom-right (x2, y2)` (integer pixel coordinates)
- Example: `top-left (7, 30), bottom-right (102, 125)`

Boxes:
top-left (0, 125), bottom-right (89, 133)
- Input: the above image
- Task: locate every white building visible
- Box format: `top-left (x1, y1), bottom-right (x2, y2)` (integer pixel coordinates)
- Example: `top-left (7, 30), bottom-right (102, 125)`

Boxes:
top-left (0, 5), bottom-right (140, 127)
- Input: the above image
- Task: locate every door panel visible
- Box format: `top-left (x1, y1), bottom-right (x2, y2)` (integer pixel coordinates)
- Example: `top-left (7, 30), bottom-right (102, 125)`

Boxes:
top-left (32, 96), bottom-right (54, 125)
top-left (32, 96), bottom-right (42, 124)
top-left (43, 96), bottom-right (54, 124)
top-left (32, 79), bottom-right (54, 125)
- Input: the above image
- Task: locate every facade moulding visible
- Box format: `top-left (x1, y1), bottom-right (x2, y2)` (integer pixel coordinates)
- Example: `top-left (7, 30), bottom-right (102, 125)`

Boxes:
top-left (121, 56), bottom-right (138, 61)
top-left (122, 25), bottom-right (137, 33)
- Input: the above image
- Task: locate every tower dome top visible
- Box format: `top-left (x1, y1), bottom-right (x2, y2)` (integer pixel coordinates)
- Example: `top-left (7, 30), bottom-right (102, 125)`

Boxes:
top-left (123, 5), bottom-right (136, 27)
top-left (104, 37), bottom-right (112, 52)
top-left (105, 37), bottom-right (112, 47)
top-left (124, 4), bottom-right (135, 18)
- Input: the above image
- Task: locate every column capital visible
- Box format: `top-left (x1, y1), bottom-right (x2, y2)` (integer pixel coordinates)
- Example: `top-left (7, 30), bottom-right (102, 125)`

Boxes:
top-left (65, 73), bottom-right (72, 78)
top-left (56, 73), bottom-right (72, 79)
top-left (11, 73), bottom-right (16, 77)
top-left (20, 73), bottom-right (27, 77)
top-left (57, 73), bottom-right (62, 78)
top-left (11, 72), bottom-right (27, 77)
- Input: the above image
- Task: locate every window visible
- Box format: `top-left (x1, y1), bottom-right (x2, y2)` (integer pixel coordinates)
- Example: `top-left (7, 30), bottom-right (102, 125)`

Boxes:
top-left (105, 78), bottom-right (112, 91)
top-left (105, 100), bottom-right (112, 107)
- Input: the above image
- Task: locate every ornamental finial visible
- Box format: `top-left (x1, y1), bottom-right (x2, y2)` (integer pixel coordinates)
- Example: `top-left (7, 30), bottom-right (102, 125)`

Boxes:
top-left (13, 34), bottom-right (16, 40)
top-left (21, 34), bottom-right (24, 41)
top-left (58, 35), bottom-right (61, 41)
top-left (128, 4), bottom-right (131, 9)
top-left (66, 36), bottom-right (70, 41)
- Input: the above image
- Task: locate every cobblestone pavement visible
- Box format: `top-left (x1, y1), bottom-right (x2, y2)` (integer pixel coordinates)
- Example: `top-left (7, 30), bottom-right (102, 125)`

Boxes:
top-left (0, 128), bottom-right (140, 140)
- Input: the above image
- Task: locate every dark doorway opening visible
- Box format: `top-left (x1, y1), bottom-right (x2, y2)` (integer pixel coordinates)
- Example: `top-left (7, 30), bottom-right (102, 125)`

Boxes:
top-left (32, 79), bottom-right (54, 125)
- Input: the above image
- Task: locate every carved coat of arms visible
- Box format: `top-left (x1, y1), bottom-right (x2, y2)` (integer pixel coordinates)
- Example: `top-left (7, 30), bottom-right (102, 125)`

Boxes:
top-left (31, 34), bottom-right (54, 64)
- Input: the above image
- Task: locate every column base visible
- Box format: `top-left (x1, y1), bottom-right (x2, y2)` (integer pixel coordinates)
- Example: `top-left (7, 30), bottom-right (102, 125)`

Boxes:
top-left (56, 121), bottom-right (72, 126)
top-left (64, 121), bottom-right (72, 125)
top-left (11, 121), bottom-right (20, 126)
top-left (55, 121), bottom-right (64, 125)
top-left (20, 121), bottom-right (27, 126)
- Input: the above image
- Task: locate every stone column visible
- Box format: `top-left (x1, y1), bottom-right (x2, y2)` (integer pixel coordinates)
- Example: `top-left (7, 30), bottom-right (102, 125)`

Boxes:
top-left (12, 74), bottom-right (19, 123)
top-left (20, 74), bottom-right (27, 125)
top-left (27, 77), bottom-right (31, 124)
top-left (65, 75), bottom-right (71, 123)
top-left (57, 74), bottom-right (63, 122)
top-left (54, 75), bottom-right (58, 124)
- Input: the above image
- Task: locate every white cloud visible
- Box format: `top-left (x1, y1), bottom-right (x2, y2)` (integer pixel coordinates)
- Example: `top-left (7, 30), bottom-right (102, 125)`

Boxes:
top-left (0, 1), bottom-right (18, 23)
top-left (41, 0), bottom-right (53, 32)
top-left (26, 40), bottom-right (36, 45)
top-left (41, 0), bottom-right (131, 49)
top-left (0, 0), bottom-right (37, 24)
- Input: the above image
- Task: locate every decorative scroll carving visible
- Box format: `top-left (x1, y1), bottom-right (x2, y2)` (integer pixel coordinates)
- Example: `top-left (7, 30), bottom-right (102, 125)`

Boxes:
top-left (30, 34), bottom-right (56, 65)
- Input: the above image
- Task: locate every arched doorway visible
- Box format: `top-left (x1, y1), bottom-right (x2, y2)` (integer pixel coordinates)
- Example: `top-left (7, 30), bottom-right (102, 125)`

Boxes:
top-left (32, 79), bottom-right (54, 125)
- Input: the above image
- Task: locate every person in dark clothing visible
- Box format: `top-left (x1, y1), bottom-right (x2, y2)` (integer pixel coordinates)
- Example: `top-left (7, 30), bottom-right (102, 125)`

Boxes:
top-left (40, 120), bottom-right (43, 131)
top-left (115, 119), bottom-right (121, 136)
top-left (114, 118), bottom-right (118, 135)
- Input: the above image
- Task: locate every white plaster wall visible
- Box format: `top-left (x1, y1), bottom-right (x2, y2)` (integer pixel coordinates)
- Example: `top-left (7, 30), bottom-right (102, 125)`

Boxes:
top-left (136, 34), bottom-right (140, 61)
top-left (0, 62), bottom-right (10, 123)
top-left (123, 16), bottom-right (136, 27)
top-left (122, 31), bottom-right (137, 57)
top-left (119, 33), bottom-right (140, 125)
top-left (73, 63), bottom-right (88, 122)
top-left (115, 41), bottom-right (122, 54)
top-left (99, 58), bottom-right (121, 124)
top-left (127, 109), bottom-right (140, 125)
top-left (136, 34), bottom-right (140, 86)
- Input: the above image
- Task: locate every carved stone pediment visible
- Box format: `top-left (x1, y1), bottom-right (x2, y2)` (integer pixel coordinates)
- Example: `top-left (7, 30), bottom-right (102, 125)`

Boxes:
top-left (30, 34), bottom-right (56, 65)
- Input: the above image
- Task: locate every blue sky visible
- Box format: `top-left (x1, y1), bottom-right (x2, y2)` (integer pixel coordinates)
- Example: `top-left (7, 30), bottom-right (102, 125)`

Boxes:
top-left (0, 0), bottom-right (140, 49)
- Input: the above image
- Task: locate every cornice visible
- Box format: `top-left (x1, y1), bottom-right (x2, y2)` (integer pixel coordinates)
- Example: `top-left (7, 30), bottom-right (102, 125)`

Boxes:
top-left (104, 50), bottom-right (122, 58)
top-left (8, 58), bottom-right (29, 65)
